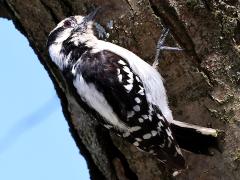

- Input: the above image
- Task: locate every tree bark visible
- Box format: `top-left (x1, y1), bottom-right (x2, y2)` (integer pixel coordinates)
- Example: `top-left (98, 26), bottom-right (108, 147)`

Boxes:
top-left (1, 0), bottom-right (240, 179)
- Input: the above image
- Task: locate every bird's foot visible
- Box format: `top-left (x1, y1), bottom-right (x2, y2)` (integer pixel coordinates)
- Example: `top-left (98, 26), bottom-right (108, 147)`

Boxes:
top-left (94, 22), bottom-right (109, 40)
top-left (152, 28), bottom-right (183, 68)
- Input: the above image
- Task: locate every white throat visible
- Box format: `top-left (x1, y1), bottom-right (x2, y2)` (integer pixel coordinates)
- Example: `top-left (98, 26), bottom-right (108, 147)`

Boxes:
top-left (48, 29), bottom-right (97, 70)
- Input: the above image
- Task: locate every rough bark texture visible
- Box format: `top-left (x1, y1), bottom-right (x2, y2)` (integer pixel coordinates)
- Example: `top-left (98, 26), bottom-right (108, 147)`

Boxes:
top-left (1, 0), bottom-right (240, 179)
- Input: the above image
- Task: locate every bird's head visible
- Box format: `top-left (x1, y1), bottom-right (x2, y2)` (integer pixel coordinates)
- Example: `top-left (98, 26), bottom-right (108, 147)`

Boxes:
top-left (47, 8), bottom-right (100, 48)
top-left (47, 8), bottom-right (106, 70)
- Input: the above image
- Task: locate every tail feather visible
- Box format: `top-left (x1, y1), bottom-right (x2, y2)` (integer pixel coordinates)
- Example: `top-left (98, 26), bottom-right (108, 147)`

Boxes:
top-left (170, 120), bottom-right (221, 155)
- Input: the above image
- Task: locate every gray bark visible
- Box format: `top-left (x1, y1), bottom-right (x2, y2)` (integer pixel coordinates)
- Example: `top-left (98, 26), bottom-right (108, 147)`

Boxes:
top-left (1, 0), bottom-right (240, 179)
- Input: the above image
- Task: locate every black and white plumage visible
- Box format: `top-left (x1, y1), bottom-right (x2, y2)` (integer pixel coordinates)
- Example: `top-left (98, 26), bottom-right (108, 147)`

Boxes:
top-left (47, 10), bottom-right (219, 170)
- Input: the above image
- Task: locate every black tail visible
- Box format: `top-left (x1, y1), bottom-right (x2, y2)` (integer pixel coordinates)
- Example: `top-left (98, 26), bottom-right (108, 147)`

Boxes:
top-left (170, 120), bottom-right (221, 155)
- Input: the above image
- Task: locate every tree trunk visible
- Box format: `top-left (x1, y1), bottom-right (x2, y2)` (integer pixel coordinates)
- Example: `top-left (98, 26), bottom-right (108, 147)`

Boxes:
top-left (1, 0), bottom-right (240, 179)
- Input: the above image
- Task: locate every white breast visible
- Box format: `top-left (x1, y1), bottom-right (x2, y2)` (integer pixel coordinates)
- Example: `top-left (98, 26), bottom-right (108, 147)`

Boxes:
top-left (48, 43), bottom-right (65, 70)
top-left (73, 74), bottom-right (129, 132)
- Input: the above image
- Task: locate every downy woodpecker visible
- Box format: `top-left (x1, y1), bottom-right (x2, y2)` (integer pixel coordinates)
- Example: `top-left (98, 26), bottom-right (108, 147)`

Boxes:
top-left (47, 9), bottom-right (219, 170)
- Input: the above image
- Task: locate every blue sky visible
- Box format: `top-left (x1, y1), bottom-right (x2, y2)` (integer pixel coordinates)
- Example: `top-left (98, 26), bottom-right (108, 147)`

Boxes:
top-left (0, 18), bottom-right (90, 180)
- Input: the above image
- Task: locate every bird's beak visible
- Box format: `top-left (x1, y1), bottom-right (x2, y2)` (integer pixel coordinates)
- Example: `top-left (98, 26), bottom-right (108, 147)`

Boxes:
top-left (74, 7), bottom-right (101, 32)
top-left (83, 7), bottom-right (101, 23)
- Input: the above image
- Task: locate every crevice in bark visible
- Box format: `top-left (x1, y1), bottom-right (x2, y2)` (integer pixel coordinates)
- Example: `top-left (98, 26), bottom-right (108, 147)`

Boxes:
top-left (39, 0), bottom-right (61, 23)
top-left (96, 128), bottom-right (138, 180)
top-left (3, 0), bottom-right (21, 20)
top-left (124, 0), bottom-right (134, 13)
top-left (234, 20), bottom-right (240, 45)
top-left (148, 0), bottom-right (215, 87)
top-left (148, 0), bottom-right (196, 55)
top-left (202, 0), bottom-right (212, 11)
top-left (60, 0), bottom-right (74, 17)
top-left (0, 2), bottom-right (12, 19)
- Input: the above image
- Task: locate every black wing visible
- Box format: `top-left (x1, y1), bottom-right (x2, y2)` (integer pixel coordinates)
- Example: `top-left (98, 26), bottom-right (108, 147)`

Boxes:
top-left (74, 50), bottom-right (185, 169)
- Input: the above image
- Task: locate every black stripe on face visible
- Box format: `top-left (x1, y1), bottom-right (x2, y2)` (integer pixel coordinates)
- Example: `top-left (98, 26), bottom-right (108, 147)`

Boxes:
top-left (61, 38), bottom-right (90, 64)
top-left (47, 26), bottom-right (65, 48)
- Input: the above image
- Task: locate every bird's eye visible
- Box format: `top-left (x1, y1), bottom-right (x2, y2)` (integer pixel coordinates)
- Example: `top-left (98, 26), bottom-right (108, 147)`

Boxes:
top-left (63, 20), bottom-right (72, 28)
